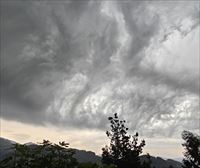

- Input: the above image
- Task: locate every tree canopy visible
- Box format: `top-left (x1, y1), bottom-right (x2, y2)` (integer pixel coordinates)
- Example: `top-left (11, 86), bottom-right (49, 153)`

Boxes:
top-left (102, 113), bottom-right (145, 168)
top-left (182, 130), bottom-right (200, 168)
top-left (0, 140), bottom-right (78, 168)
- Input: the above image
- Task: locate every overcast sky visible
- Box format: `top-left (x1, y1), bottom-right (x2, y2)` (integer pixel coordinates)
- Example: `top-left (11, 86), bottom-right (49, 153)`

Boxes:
top-left (0, 0), bottom-right (199, 159)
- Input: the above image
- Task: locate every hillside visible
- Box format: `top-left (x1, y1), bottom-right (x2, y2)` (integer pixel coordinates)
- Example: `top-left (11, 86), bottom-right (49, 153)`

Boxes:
top-left (140, 155), bottom-right (182, 168)
top-left (0, 137), bottom-right (101, 163)
top-left (0, 137), bottom-right (182, 168)
top-left (0, 137), bottom-right (16, 161)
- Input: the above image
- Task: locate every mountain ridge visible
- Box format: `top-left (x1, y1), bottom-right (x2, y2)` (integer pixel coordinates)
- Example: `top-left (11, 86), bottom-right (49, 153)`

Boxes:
top-left (0, 137), bottom-right (182, 168)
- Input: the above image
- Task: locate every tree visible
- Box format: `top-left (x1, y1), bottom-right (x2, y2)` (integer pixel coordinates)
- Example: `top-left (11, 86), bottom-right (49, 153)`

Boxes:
top-left (0, 140), bottom-right (78, 168)
top-left (102, 113), bottom-right (145, 168)
top-left (141, 153), bottom-right (154, 168)
top-left (1, 143), bottom-right (33, 168)
top-left (182, 130), bottom-right (200, 168)
top-left (78, 162), bottom-right (116, 168)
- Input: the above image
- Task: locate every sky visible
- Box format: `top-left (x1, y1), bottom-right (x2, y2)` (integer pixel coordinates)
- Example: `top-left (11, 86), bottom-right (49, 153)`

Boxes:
top-left (0, 0), bottom-right (199, 159)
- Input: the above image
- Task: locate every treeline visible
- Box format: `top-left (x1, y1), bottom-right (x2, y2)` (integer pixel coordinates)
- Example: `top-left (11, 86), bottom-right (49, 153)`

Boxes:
top-left (0, 140), bottom-right (77, 168)
top-left (0, 140), bottom-right (113, 168)
top-left (0, 113), bottom-right (200, 168)
top-left (102, 113), bottom-right (200, 168)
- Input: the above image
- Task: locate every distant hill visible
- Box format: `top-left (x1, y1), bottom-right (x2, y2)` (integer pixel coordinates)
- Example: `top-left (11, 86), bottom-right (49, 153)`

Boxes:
top-left (0, 137), bottom-right (16, 161)
top-left (140, 155), bottom-right (182, 168)
top-left (0, 137), bottom-right (182, 168)
top-left (0, 137), bottom-right (101, 163)
top-left (74, 149), bottom-right (101, 163)
top-left (173, 157), bottom-right (183, 162)
top-left (0, 137), bottom-right (16, 149)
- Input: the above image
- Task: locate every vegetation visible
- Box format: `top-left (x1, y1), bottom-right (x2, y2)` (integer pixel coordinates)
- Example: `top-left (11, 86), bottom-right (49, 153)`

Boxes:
top-left (102, 113), bottom-right (146, 168)
top-left (1, 114), bottom-right (200, 168)
top-left (182, 131), bottom-right (200, 168)
top-left (0, 140), bottom-right (78, 168)
top-left (78, 162), bottom-right (115, 168)
top-left (141, 153), bottom-right (155, 168)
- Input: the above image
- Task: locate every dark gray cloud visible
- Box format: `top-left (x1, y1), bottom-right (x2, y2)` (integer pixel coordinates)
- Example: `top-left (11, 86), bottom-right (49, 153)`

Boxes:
top-left (0, 0), bottom-right (199, 137)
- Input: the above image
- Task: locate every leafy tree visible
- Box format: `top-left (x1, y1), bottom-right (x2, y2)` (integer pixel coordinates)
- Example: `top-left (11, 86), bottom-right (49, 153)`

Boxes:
top-left (52, 141), bottom-right (78, 168)
top-left (0, 140), bottom-right (78, 168)
top-left (0, 143), bottom-right (33, 168)
top-left (182, 130), bottom-right (200, 168)
top-left (78, 162), bottom-right (116, 168)
top-left (102, 113), bottom-right (145, 168)
top-left (78, 162), bottom-right (101, 168)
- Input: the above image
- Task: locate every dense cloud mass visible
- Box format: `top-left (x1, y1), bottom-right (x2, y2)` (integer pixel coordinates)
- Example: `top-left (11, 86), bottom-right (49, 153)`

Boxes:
top-left (0, 0), bottom-right (199, 137)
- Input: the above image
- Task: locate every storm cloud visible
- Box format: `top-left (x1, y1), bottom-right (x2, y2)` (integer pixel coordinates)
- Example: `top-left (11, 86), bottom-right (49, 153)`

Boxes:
top-left (0, 0), bottom-right (199, 137)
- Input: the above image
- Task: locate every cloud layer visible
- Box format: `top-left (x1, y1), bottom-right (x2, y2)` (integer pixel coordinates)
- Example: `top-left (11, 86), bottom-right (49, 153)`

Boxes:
top-left (1, 0), bottom-right (199, 137)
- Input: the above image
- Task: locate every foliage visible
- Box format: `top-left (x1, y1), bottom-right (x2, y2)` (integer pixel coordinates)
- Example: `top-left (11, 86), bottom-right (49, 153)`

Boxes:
top-left (141, 153), bottom-right (155, 168)
top-left (102, 113), bottom-right (145, 168)
top-left (0, 140), bottom-right (78, 168)
top-left (182, 131), bottom-right (200, 168)
top-left (78, 162), bottom-right (100, 168)
top-left (78, 162), bottom-right (116, 168)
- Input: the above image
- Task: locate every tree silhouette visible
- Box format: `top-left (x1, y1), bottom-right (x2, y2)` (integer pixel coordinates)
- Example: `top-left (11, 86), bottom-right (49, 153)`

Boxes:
top-left (102, 113), bottom-right (145, 168)
top-left (0, 140), bottom-right (78, 168)
top-left (141, 153), bottom-right (155, 168)
top-left (182, 130), bottom-right (200, 168)
top-left (78, 162), bottom-right (116, 168)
